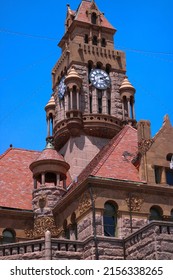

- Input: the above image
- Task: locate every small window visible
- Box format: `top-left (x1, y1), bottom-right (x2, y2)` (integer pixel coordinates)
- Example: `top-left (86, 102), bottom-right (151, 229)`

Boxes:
top-left (154, 166), bottom-right (162, 184)
top-left (107, 93), bottom-right (111, 115)
top-left (149, 206), bottom-right (162, 221)
top-left (90, 95), bottom-right (92, 113)
top-left (101, 38), bottom-right (106, 47)
top-left (91, 13), bottom-right (97, 24)
top-left (92, 35), bottom-right (97, 46)
top-left (71, 213), bottom-right (77, 240)
top-left (104, 202), bottom-right (118, 237)
top-left (166, 169), bottom-right (173, 186)
top-left (98, 90), bottom-right (102, 114)
top-left (2, 229), bottom-right (16, 244)
top-left (84, 34), bottom-right (89, 44)
top-left (63, 220), bottom-right (70, 239)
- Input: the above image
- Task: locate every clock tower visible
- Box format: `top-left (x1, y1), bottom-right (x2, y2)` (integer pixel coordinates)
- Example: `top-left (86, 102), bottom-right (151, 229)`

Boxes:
top-left (45, 0), bottom-right (136, 179)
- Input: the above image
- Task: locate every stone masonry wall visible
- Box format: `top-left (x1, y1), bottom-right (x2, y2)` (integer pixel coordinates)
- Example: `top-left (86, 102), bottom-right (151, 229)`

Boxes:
top-left (125, 222), bottom-right (173, 260)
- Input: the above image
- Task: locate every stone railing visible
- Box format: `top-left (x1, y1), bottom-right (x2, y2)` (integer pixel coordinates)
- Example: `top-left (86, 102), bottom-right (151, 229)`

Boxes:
top-left (124, 221), bottom-right (173, 260)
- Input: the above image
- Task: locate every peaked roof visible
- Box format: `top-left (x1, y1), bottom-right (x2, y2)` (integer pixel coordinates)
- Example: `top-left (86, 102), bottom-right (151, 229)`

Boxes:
top-left (75, 0), bottom-right (115, 30)
top-left (0, 148), bottom-right (40, 210)
top-left (70, 125), bottom-right (141, 190)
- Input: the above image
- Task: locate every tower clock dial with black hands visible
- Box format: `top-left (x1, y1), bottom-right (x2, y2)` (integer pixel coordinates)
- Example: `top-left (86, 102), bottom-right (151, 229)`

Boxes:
top-left (89, 69), bottom-right (111, 90)
top-left (58, 76), bottom-right (66, 100)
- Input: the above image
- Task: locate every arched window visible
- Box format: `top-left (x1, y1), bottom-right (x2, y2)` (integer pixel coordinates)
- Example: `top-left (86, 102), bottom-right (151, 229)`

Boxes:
top-left (149, 206), bottom-right (163, 221)
top-left (63, 220), bottom-right (70, 239)
top-left (97, 90), bottom-right (102, 113)
top-left (101, 38), bottom-right (106, 47)
top-left (91, 12), bottom-right (97, 25)
top-left (92, 35), bottom-right (98, 46)
top-left (84, 34), bottom-right (89, 44)
top-left (107, 92), bottom-right (111, 115)
top-left (103, 202), bottom-right (118, 237)
top-left (71, 212), bottom-right (77, 240)
top-left (2, 229), bottom-right (16, 244)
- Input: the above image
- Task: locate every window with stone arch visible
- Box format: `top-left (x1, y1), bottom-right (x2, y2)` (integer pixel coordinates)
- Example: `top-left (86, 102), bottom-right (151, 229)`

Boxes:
top-left (2, 228), bottom-right (16, 244)
top-left (71, 212), bottom-right (78, 240)
top-left (63, 220), bottom-right (70, 239)
top-left (149, 206), bottom-right (163, 221)
top-left (91, 12), bottom-right (97, 25)
top-left (103, 201), bottom-right (118, 237)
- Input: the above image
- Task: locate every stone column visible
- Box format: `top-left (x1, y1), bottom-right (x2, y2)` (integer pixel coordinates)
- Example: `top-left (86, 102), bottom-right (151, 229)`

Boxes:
top-left (77, 89), bottom-right (80, 110)
top-left (161, 167), bottom-right (167, 184)
top-left (45, 230), bottom-right (51, 260)
top-left (92, 89), bottom-right (98, 113)
top-left (41, 173), bottom-right (45, 185)
top-left (56, 174), bottom-right (60, 186)
top-left (132, 100), bottom-right (135, 119)
top-left (102, 91), bottom-right (107, 114)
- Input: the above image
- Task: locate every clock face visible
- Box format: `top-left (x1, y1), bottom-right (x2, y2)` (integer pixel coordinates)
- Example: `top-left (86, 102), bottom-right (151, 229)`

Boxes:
top-left (58, 76), bottom-right (66, 99)
top-left (89, 69), bottom-right (111, 90)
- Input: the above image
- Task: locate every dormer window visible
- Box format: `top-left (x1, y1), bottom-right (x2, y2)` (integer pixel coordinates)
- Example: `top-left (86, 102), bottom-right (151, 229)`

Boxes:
top-left (91, 12), bottom-right (97, 24)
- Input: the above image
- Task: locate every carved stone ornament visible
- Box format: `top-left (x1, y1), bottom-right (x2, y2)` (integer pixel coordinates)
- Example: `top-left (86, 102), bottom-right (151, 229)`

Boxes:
top-left (138, 138), bottom-right (154, 155)
top-left (126, 195), bottom-right (144, 212)
top-left (25, 216), bottom-right (60, 238)
top-left (78, 190), bottom-right (97, 215)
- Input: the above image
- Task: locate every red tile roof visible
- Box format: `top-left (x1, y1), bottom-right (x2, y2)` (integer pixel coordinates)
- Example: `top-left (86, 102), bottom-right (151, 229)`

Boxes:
top-left (0, 148), bottom-right (40, 210)
top-left (70, 125), bottom-right (141, 190)
top-left (34, 147), bottom-right (65, 162)
top-left (75, 0), bottom-right (115, 30)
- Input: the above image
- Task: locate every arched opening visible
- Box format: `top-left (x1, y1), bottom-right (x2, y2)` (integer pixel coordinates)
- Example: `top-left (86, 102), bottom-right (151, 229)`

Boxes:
top-left (103, 201), bottom-right (118, 237)
top-left (97, 90), bottom-right (102, 113)
top-left (71, 212), bottom-right (77, 240)
top-left (149, 206), bottom-right (163, 221)
top-left (101, 38), bottom-right (106, 47)
top-left (84, 34), bottom-right (89, 44)
top-left (45, 172), bottom-right (57, 186)
top-left (106, 64), bottom-right (111, 74)
top-left (92, 35), bottom-right (98, 46)
top-left (2, 229), bottom-right (16, 244)
top-left (107, 91), bottom-right (111, 115)
top-left (91, 12), bottom-right (97, 25)
top-left (63, 220), bottom-right (70, 239)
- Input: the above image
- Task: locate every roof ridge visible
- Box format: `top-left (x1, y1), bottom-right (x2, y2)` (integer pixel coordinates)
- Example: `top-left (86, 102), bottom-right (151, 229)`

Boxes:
top-left (70, 125), bottom-right (131, 189)
top-left (0, 147), bottom-right (41, 160)
top-left (92, 125), bottom-right (132, 175)
top-left (0, 147), bottom-right (12, 160)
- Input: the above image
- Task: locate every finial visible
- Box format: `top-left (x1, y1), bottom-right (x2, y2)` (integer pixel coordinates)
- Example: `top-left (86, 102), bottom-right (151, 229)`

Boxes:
top-left (45, 137), bottom-right (55, 149)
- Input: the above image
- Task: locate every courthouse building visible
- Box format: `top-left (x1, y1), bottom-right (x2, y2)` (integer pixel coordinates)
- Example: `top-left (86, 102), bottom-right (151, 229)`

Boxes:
top-left (0, 0), bottom-right (173, 260)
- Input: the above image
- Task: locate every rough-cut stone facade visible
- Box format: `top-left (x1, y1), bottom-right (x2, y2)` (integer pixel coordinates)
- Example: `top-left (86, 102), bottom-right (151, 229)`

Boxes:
top-left (0, 221), bottom-right (172, 260)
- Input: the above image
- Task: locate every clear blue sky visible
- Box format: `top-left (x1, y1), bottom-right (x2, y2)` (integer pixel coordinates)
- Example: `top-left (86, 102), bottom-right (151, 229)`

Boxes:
top-left (0, 0), bottom-right (173, 154)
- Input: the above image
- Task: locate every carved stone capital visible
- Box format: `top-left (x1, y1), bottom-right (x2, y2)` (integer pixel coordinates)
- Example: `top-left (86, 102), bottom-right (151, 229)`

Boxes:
top-left (25, 216), bottom-right (60, 238)
top-left (126, 194), bottom-right (144, 212)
